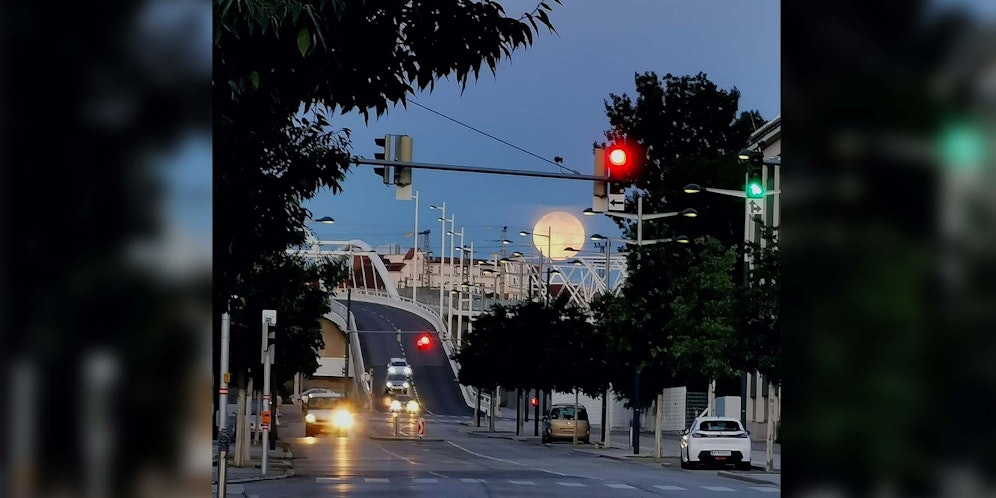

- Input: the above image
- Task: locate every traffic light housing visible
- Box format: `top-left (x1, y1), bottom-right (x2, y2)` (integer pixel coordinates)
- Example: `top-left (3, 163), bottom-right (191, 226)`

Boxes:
top-left (373, 134), bottom-right (393, 184)
top-left (416, 333), bottom-right (432, 351)
top-left (394, 135), bottom-right (413, 200)
top-left (744, 150), bottom-right (765, 199)
top-left (592, 146), bottom-right (608, 212)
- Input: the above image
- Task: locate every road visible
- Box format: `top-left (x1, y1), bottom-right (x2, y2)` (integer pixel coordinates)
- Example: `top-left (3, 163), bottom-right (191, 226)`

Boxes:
top-left (346, 301), bottom-right (471, 417)
top-left (242, 406), bottom-right (780, 497)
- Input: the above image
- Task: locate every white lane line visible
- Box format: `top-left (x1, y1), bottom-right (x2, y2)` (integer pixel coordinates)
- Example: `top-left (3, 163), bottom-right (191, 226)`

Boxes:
top-left (315, 477), bottom-right (346, 483)
top-left (428, 471), bottom-right (447, 478)
top-left (508, 480), bottom-right (535, 485)
top-left (364, 478), bottom-right (390, 483)
top-left (445, 441), bottom-right (524, 466)
top-left (702, 485), bottom-right (736, 491)
top-left (655, 485), bottom-right (687, 491)
top-left (540, 469), bottom-right (568, 476)
top-left (749, 487), bottom-right (781, 492)
top-left (557, 481), bottom-right (586, 487)
top-left (605, 483), bottom-right (636, 489)
top-left (413, 478), bottom-right (438, 483)
top-left (373, 442), bottom-right (419, 465)
top-left (461, 478), bottom-right (486, 483)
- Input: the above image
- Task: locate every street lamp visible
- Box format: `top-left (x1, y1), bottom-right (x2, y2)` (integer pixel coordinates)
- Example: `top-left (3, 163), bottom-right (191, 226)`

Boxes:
top-left (519, 227), bottom-right (553, 303)
top-left (315, 216), bottom-right (335, 224)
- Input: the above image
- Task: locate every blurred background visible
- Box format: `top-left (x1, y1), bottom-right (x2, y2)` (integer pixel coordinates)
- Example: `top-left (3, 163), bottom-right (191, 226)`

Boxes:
top-left (1, 0), bottom-right (994, 496)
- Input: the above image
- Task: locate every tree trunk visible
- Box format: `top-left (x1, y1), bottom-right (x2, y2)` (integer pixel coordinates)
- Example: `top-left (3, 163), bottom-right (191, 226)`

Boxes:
top-left (654, 393), bottom-right (663, 458)
top-left (233, 385), bottom-right (247, 467)
top-left (766, 382), bottom-right (775, 471)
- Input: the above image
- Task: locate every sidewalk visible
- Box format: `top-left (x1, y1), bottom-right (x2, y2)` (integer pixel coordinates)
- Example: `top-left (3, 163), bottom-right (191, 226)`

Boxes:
top-left (463, 416), bottom-right (780, 486)
top-left (211, 438), bottom-right (295, 493)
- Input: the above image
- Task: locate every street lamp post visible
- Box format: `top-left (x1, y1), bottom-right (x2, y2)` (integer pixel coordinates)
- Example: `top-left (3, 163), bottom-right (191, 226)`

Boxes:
top-left (430, 203), bottom-right (447, 326)
top-left (411, 191), bottom-right (420, 302)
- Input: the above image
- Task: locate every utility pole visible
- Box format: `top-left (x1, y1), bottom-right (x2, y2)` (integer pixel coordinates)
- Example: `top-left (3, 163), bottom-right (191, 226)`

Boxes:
top-left (412, 190), bottom-right (419, 303)
top-left (217, 309), bottom-right (232, 497)
top-left (260, 310), bottom-right (277, 475)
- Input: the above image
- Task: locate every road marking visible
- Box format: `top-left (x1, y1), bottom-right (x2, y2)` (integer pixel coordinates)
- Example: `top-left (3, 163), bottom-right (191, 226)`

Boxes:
top-left (655, 485), bottom-right (686, 491)
top-left (749, 487), bottom-right (780, 492)
top-left (605, 483), bottom-right (636, 489)
top-left (702, 485), bottom-right (736, 491)
top-left (314, 477), bottom-right (346, 483)
top-left (427, 471), bottom-right (447, 478)
top-left (445, 441), bottom-right (523, 466)
top-left (413, 478), bottom-right (438, 483)
top-left (461, 478), bottom-right (486, 483)
top-left (509, 480), bottom-right (535, 485)
top-left (373, 442), bottom-right (419, 465)
top-left (540, 469), bottom-right (568, 476)
top-left (364, 478), bottom-right (390, 483)
top-left (557, 482), bottom-right (586, 487)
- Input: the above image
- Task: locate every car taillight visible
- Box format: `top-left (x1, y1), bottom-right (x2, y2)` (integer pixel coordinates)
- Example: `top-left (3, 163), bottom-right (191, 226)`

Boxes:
top-left (736, 432), bottom-right (749, 438)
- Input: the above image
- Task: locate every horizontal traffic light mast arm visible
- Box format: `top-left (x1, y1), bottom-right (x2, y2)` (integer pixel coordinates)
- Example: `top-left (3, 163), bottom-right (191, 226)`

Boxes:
top-left (699, 187), bottom-right (782, 198)
top-left (351, 157), bottom-right (606, 182)
top-left (602, 210), bottom-right (684, 221)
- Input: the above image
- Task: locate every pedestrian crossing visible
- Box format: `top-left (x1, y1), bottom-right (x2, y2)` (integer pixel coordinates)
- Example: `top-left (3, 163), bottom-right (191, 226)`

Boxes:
top-left (314, 476), bottom-right (779, 492)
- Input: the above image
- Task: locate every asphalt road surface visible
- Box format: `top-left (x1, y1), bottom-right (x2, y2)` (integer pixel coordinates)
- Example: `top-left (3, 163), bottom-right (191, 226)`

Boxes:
top-left (346, 301), bottom-right (471, 417)
top-left (242, 408), bottom-right (780, 497)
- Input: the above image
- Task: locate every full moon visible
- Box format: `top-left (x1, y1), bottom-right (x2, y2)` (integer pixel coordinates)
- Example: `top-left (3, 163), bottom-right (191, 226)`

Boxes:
top-left (533, 211), bottom-right (585, 261)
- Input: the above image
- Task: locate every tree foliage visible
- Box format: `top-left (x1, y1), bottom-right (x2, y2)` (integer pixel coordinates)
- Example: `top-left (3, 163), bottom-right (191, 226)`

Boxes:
top-left (227, 252), bottom-right (348, 389)
top-left (213, 0), bottom-right (562, 306)
top-left (731, 226), bottom-right (780, 385)
top-left (603, 71), bottom-right (763, 247)
top-left (455, 295), bottom-right (607, 397)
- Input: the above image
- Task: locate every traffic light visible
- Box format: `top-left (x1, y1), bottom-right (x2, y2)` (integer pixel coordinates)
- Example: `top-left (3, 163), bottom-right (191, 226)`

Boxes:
top-left (530, 396), bottom-right (538, 407)
top-left (373, 134), bottom-right (393, 184)
top-left (744, 150), bottom-right (765, 199)
top-left (416, 333), bottom-right (432, 351)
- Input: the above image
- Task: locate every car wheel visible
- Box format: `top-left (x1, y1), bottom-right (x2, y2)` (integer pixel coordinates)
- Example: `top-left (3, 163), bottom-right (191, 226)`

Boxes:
top-left (581, 436), bottom-right (590, 444)
top-left (736, 461), bottom-right (751, 471)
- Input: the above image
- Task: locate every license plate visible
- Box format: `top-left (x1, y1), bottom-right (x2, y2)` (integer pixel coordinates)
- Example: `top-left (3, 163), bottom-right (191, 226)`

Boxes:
top-left (711, 451), bottom-right (732, 456)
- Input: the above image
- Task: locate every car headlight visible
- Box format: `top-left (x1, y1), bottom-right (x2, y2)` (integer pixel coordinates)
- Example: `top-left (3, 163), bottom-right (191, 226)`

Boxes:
top-left (333, 410), bottom-right (353, 428)
top-left (404, 367), bottom-right (412, 375)
top-left (388, 367), bottom-right (396, 374)
top-left (386, 381), bottom-right (394, 387)
top-left (390, 400), bottom-right (401, 411)
top-left (406, 400), bottom-right (419, 412)
top-left (305, 414), bottom-right (316, 423)
top-left (402, 382), bottom-right (410, 389)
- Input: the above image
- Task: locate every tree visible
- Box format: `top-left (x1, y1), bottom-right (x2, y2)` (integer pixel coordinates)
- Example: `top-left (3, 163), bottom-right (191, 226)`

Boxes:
top-left (213, 0), bottom-right (562, 306)
top-left (731, 226), bottom-right (780, 385)
top-left (227, 252), bottom-right (348, 390)
top-left (603, 71), bottom-right (763, 248)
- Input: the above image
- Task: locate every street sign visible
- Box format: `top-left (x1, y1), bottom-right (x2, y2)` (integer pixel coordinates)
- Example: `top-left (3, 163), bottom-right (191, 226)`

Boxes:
top-left (608, 193), bottom-right (626, 212)
top-left (416, 417), bottom-right (426, 438)
top-left (261, 410), bottom-right (271, 430)
top-left (748, 199), bottom-right (763, 215)
top-left (223, 372), bottom-right (230, 384)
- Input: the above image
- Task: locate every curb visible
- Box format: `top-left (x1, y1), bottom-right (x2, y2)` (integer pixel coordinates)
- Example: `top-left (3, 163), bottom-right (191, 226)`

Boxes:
top-left (368, 436), bottom-right (444, 442)
top-left (214, 469), bottom-right (295, 485)
top-left (717, 470), bottom-right (780, 486)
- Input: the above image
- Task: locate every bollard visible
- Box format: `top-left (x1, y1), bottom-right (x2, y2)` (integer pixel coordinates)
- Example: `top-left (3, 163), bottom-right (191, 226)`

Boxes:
top-left (217, 428), bottom-right (232, 498)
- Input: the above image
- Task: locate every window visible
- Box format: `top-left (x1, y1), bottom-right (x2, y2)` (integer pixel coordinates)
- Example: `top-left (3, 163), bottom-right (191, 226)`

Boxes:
top-left (699, 420), bottom-right (743, 432)
top-left (550, 407), bottom-right (588, 421)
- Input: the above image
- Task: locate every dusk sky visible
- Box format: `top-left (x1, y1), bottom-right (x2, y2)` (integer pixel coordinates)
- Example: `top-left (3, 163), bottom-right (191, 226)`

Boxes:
top-left (302, 0), bottom-right (781, 261)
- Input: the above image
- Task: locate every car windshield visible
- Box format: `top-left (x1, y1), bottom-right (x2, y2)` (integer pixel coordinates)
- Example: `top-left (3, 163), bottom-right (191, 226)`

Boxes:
top-left (390, 360), bottom-right (407, 366)
top-left (308, 397), bottom-right (347, 410)
top-left (699, 420), bottom-right (742, 432)
top-left (549, 407), bottom-right (588, 421)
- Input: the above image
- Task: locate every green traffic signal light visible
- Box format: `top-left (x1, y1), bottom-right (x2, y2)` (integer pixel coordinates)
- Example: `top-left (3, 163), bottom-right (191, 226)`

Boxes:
top-left (746, 180), bottom-right (764, 198)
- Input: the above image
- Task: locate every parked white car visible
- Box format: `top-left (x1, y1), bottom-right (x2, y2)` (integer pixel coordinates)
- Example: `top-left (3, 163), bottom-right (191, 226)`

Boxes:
top-left (680, 417), bottom-right (752, 470)
top-left (387, 357), bottom-right (412, 377)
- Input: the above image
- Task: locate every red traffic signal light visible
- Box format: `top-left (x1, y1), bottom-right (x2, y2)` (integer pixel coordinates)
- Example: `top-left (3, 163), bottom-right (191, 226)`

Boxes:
top-left (607, 146), bottom-right (628, 167)
top-left (530, 396), bottom-right (538, 407)
top-left (416, 333), bottom-right (432, 350)
top-left (604, 142), bottom-right (643, 180)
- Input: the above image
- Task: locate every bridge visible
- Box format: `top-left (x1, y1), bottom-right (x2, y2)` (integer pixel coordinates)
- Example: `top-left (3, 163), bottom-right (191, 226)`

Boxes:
top-left (288, 238), bottom-right (629, 419)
